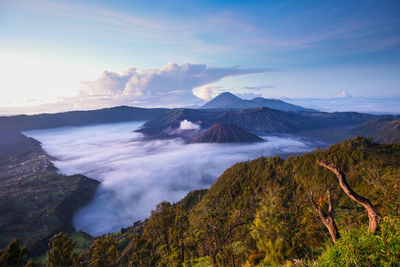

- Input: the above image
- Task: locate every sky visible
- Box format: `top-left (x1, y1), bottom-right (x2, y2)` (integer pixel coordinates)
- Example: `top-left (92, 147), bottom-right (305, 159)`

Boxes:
top-left (1, 0), bottom-right (400, 114)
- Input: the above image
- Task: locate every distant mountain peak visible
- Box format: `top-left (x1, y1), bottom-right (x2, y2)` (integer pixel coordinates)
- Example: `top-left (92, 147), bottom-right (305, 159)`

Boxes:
top-left (208, 92), bottom-right (242, 102)
top-left (200, 91), bottom-right (312, 112)
top-left (200, 92), bottom-right (249, 110)
top-left (217, 92), bottom-right (241, 99)
top-left (336, 90), bottom-right (352, 99)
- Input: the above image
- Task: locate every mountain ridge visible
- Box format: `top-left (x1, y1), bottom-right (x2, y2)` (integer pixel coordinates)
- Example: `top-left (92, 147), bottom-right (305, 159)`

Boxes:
top-left (193, 123), bottom-right (264, 143)
top-left (353, 116), bottom-right (400, 143)
top-left (0, 106), bottom-right (169, 133)
top-left (200, 92), bottom-right (313, 112)
top-left (137, 107), bottom-right (377, 139)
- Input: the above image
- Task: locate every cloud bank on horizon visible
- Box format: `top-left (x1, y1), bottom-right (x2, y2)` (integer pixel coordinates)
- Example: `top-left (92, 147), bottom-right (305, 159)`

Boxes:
top-left (24, 121), bottom-right (320, 235)
top-left (79, 63), bottom-right (271, 107)
top-left (1, 0), bottom-right (400, 116)
top-left (0, 62), bottom-right (274, 115)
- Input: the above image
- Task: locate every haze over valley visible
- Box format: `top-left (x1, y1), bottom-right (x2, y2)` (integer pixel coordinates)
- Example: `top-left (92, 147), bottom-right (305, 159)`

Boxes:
top-left (24, 121), bottom-right (319, 235)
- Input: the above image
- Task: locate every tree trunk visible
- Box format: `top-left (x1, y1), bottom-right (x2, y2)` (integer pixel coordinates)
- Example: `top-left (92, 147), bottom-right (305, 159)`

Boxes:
top-left (180, 240), bottom-right (184, 264)
top-left (310, 186), bottom-right (340, 243)
top-left (317, 160), bottom-right (381, 233)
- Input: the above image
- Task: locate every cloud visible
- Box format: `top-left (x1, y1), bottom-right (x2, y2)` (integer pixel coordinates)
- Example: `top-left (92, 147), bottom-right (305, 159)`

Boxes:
top-left (236, 93), bottom-right (263, 99)
top-left (0, 63), bottom-right (274, 115)
top-left (193, 85), bottom-right (223, 101)
top-left (80, 63), bottom-right (270, 107)
top-left (179, 120), bottom-right (200, 130)
top-left (286, 96), bottom-right (400, 115)
top-left (243, 85), bottom-right (275, 90)
top-left (335, 90), bottom-right (352, 99)
top-left (24, 121), bottom-right (320, 235)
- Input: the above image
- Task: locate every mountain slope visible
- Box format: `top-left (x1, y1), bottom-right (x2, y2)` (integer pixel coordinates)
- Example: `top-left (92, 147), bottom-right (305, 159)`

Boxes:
top-left (353, 116), bottom-right (400, 143)
top-left (200, 92), bottom-right (311, 112)
top-left (136, 108), bottom-right (221, 136)
top-left (200, 92), bottom-right (257, 109)
top-left (251, 97), bottom-right (313, 112)
top-left (193, 123), bottom-right (263, 143)
top-left (209, 107), bottom-right (316, 133)
top-left (137, 107), bottom-right (376, 138)
top-left (0, 106), bottom-right (169, 133)
top-left (187, 137), bottom-right (400, 264)
top-left (119, 137), bottom-right (400, 266)
top-left (0, 132), bottom-right (99, 256)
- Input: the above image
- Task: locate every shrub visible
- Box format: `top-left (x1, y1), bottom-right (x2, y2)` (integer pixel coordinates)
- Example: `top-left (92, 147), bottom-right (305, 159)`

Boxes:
top-left (318, 215), bottom-right (400, 266)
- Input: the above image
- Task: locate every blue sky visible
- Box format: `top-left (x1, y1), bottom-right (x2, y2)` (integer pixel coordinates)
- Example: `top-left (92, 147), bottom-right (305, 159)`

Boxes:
top-left (1, 0), bottom-right (399, 114)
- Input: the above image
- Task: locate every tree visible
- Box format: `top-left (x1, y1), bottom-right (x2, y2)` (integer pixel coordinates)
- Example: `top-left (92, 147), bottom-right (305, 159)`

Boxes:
top-left (46, 232), bottom-right (76, 267)
top-left (317, 160), bottom-right (381, 233)
top-left (88, 235), bottom-right (120, 267)
top-left (171, 207), bottom-right (189, 265)
top-left (310, 185), bottom-right (340, 243)
top-left (141, 201), bottom-right (176, 265)
top-left (24, 258), bottom-right (39, 267)
top-left (251, 189), bottom-right (296, 266)
top-left (192, 195), bottom-right (248, 267)
top-left (0, 239), bottom-right (27, 267)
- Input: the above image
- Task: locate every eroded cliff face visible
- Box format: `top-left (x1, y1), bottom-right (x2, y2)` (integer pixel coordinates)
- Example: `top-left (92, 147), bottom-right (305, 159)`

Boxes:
top-left (0, 131), bottom-right (99, 256)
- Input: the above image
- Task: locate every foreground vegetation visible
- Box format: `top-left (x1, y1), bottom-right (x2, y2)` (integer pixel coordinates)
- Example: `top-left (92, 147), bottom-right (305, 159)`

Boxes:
top-left (1, 137), bottom-right (399, 266)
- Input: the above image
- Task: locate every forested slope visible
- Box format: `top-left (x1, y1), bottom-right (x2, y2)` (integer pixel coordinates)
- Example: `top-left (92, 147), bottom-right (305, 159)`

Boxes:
top-left (118, 137), bottom-right (400, 266)
top-left (3, 137), bottom-right (399, 266)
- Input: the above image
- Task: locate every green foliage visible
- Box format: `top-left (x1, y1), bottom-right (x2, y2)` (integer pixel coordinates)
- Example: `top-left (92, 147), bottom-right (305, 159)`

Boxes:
top-left (24, 258), bottom-right (40, 267)
top-left (32, 137), bottom-right (400, 266)
top-left (185, 256), bottom-right (211, 267)
top-left (318, 215), bottom-right (400, 266)
top-left (116, 137), bottom-right (399, 266)
top-left (0, 239), bottom-right (27, 267)
top-left (251, 189), bottom-right (296, 265)
top-left (87, 235), bottom-right (120, 267)
top-left (46, 232), bottom-right (76, 267)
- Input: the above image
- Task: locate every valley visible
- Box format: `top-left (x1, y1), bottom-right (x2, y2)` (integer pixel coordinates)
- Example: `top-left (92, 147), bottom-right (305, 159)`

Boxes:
top-left (0, 94), bottom-right (399, 264)
top-left (24, 121), bottom-right (319, 236)
top-left (0, 131), bottom-right (99, 256)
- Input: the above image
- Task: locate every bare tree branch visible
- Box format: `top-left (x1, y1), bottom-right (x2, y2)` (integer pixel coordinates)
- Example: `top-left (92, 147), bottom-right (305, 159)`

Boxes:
top-left (310, 188), bottom-right (340, 243)
top-left (317, 160), bottom-right (381, 233)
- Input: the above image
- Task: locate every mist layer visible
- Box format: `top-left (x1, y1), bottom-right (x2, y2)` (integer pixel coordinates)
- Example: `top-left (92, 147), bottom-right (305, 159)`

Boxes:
top-left (25, 122), bottom-right (320, 235)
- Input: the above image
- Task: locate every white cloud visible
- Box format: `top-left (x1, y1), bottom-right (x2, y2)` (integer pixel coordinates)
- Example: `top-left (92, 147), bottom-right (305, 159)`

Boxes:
top-left (24, 121), bottom-right (319, 235)
top-left (335, 90), bottom-right (352, 99)
top-left (80, 63), bottom-right (269, 107)
top-left (236, 92), bottom-right (263, 99)
top-left (286, 96), bottom-right (400, 114)
top-left (179, 120), bottom-right (200, 130)
top-left (193, 85), bottom-right (222, 101)
top-left (0, 63), bottom-right (270, 115)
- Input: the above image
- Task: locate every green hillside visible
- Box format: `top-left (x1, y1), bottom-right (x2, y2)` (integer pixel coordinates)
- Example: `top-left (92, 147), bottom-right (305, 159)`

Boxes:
top-left (0, 132), bottom-right (99, 257)
top-left (116, 137), bottom-right (400, 266)
top-left (2, 137), bottom-right (399, 266)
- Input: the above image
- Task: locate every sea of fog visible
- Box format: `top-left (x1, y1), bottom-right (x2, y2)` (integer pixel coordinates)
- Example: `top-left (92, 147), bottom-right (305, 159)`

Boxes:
top-left (24, 121), bottom-right (323, 236)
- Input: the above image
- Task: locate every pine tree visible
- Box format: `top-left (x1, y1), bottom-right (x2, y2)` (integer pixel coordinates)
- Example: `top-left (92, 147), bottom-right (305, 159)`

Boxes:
top-left (251, 189), bottom-right (296, 265)
top-left (0, 239), bottom-right (27, 267)
top-left (46, 232), bottom-right (76, 267)
top-left (88, 235), bottom-right (120, 267)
